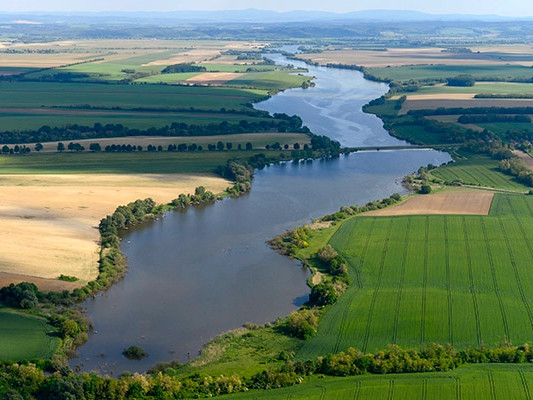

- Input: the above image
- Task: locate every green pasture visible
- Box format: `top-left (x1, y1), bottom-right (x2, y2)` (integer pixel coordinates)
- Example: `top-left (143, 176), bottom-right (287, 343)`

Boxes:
top-left (134, 72), bottom-right (202, 84)
top-left (367, 64), bottom-right (533, 83)
top-left (0, 81), bottom-right (272, 130)
top-left (390, 123), bottom-right (446, 145)
top-left (221, 364), bottom-right (533, 400)
top-left (414, 82), bottom-right (533, 96)
top-left (431, 154), bottom-right (528, 192)
top-left (0, 110), bottom-right (270, 131)
top-left (477, 122), bottom-right (533, 136)
top-left (0, 150), bottom-right (267, 174)
top-left (0, 309), bottom-right (59, 360)
top-left (0, 81), bottom-right (266, 111)
top-left (226, 70), bottom-right (312, 90)
top-left (298, 194), bottom-right (533, 359)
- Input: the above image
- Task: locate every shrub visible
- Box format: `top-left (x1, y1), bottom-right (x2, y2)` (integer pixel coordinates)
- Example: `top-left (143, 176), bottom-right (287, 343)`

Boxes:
top-left (123, 345), bottom-right (148, 360)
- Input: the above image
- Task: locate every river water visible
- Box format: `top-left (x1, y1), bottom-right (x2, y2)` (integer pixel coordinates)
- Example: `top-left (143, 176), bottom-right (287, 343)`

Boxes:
top-left (71, 55), bottom-right (451, 375)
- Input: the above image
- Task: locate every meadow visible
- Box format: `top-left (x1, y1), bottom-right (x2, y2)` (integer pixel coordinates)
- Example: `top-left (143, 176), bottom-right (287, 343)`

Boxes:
top-left (298, 193), bottom-right (533, 359)
top-left (430, 154), bottom-right (529, 192)
top-left (0, 81), bottom-right (272, 130)
top-left (221, 364), bottom-right (533, 400)
top-left (414, 82), bottom-right (533, 96)
top-left (0, 150), bottom-right (269, 174)
top-left (366, 64), bottom-right (533, 83)
top-left (0, 309), bottom-right (59, 360)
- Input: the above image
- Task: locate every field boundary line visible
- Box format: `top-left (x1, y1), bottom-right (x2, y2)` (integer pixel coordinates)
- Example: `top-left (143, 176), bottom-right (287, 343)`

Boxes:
top-left (422, 378), bottom-right (428, 400)
top-left (362, 218), bottom-right (393, 352)
top-left (480, 217), bottom-right (510, 341)
top-left (488, 370), bottom-right (496, 400)
top-left (458, 166), bottom-right (486, 186)
top-left (519, 368), bottom-right (532, 400)
top-left (462, 216), bottom-right (482, 347)
top-left (317, 385), bottom-right (327, 400)
top-left (471, 166), bottom-right (500, 187)
top-left (420, 216), bottom-right (429, 349)
top-left (333, 218), bottom-right (373, 354)
top-left (522, 196), bottom-right (533, 218)
top-left (353, 381), bottom-right (362, 400)
top-left (498, 217), bottom-right (533, 335)
top-left (387, 380), bottom-right (395, 400)
top-left (455, 377), bottom-right (462, 400)
top-left (444, 217), bottom-right (453, 345)
top-left (392, 217), bottom-right (411, 344)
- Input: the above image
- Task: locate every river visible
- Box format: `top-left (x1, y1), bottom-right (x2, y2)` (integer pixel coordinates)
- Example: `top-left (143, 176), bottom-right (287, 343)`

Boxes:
top-left (70, 55), bottom-right (451, 375)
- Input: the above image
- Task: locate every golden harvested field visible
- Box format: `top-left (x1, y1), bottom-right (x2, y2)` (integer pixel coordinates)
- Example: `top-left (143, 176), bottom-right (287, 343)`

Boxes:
top-left (400, 98), bottom-right (533, 114)
top-left (0, 173), bottom-right (229, 290)
top-left (365, 191), bottom-right (494, 216)
top-left (298, 47), bottom-right (533, 68)
top-left (185, 72), bottom-right (244, 85)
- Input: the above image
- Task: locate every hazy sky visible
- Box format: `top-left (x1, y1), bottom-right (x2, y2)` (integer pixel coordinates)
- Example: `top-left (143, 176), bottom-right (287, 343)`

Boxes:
top-left (1, 0), bottom-right (532, 17)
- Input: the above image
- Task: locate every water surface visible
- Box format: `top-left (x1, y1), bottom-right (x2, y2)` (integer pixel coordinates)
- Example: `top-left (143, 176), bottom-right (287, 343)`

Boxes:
top-left (72, 56), bottom-right (451, 374)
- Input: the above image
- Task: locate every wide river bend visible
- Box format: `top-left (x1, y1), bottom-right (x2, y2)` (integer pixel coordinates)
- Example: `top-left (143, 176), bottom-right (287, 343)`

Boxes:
top-left (71, 55), bottom-right (451, 374)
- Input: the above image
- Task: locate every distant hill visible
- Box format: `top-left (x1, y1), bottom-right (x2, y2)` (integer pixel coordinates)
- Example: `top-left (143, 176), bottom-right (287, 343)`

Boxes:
top-left (0, 9), bottom-right (530, 24)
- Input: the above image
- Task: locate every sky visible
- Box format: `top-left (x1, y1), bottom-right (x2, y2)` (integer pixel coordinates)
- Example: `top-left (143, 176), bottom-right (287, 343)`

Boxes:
top-left (1, 0), bottom-right (532, 17)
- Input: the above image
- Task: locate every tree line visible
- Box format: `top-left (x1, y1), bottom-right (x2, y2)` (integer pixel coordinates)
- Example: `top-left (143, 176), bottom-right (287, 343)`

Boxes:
top-left (50, 141), bottom-right (306, 153)
top-left (0, 113), bottom-right (308, 144)
top-left (3, 342), bottom-right (533, 399)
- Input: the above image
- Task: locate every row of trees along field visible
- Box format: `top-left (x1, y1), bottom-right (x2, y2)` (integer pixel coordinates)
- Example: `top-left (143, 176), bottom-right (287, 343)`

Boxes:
top-left (0, 113), bottom-right (308, 144)
top-left (50, 141), bottom-right (307, 153)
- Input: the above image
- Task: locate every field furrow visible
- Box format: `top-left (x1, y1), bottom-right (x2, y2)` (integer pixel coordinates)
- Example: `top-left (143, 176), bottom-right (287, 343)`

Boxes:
top-left (461, 216), bottom-right (482, 347)
top-left (420, 216), bottom-right (429, 348)
top-left (444, 217), bottom-right (454, 345)
top-left (480, 217), bottom-right (510, 341)
top-left (333, 218), bottom-right (373, 354)
top-left (387, 380), bottom-right (394, 400)
top-left (498, 217), bottom-right (533, 334)
top-left (392, 218), bottom-right (411, 344)
top-left (362, 218), bottom-right (394, 352)
top-left (488, 370), bottom-right (497, 400)
top-left (519, 369), bottom-right (532, 400)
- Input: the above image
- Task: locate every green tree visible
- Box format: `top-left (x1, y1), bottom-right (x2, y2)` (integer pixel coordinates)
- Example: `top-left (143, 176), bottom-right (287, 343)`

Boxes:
top-left (57, 142), bottom-right (65, 152)
top-left (34, 143), bottom-right (43, 152)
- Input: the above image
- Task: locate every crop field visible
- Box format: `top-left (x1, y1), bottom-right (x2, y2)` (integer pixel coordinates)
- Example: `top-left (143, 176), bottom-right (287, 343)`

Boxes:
top-left (366, 64), bottom-right (533, 83)
top-left (221, 364), bottom-right (533, 400)
top-left (389, 123), bottom-right (448, 145)
top-left (298, 193), bottom-right (533, 359)
top-left (401, 98), bottom-right (533, 114)
top-left (0, 81), bottom-right (266, 111)
top-left (0, 309), bottom-right (59, 360)
top-left (365, 191), bottom-right (494, 216)
top-left (298, 45), bottom-right (533, 68)
top-left (0, 81), bottom-right (272, 130)
top-left (413, 82), bottom-right (533, 96)
top-left (24, 133), bottom-right (310, 152)
top-left (0, 150), bottom-right (265, 174)
top-left (477, 122), bottom-right (533, 136)
top-left (224, 70), bottom-right (312, 90)
top-left (431, 154), bottom-right (529, 192)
